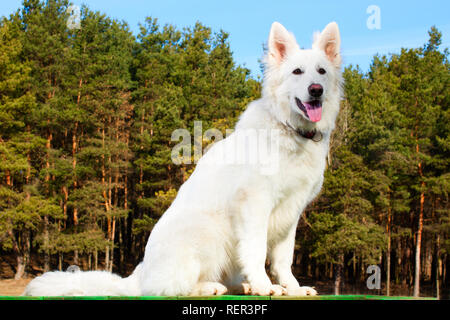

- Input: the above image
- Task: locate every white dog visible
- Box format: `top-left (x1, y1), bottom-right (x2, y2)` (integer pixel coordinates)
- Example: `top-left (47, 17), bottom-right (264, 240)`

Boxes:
top-left (24, 21), bottom-right (342, 297)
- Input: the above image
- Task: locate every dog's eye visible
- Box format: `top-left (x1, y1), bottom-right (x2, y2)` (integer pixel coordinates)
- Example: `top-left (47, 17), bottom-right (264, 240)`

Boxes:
top-left (318, 68), bottom-right (326, 75)
top-left (292, 68), bottom-right (303, 75)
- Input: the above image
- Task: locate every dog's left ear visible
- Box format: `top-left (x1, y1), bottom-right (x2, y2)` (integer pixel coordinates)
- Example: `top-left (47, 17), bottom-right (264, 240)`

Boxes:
top-left (313, 22), bottom-right (341, 67)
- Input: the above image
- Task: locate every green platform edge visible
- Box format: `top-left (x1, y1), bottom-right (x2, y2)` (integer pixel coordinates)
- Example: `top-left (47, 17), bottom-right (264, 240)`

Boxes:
top-left (0, 295), bottom-right (437, 300)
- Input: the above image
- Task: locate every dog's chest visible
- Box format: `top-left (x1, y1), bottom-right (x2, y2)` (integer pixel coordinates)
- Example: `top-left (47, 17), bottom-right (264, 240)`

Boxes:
top-left (266, 142), bottom-right (327, 241)
top-left (274, 142), bottom-right (327, 197)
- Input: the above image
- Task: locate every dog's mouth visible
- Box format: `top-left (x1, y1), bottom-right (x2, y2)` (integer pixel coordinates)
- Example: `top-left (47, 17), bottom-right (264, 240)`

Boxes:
top-left (295, 98), bottom-right (322, 122)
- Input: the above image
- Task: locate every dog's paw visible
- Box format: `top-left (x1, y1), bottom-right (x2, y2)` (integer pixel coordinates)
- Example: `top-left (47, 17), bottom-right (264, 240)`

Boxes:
top-left (191, 282), bottom-right (228, 296)
top-left (285, 286), bottom-right (318, 296)
top-left (242, 283), bottom-right (252, 295)
top-left (246, 283), bottom-right (287, 296)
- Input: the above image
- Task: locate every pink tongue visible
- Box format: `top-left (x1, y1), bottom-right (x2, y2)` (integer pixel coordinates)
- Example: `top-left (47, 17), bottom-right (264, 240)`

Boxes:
top-left (304, 102), bottom-right (322, 122)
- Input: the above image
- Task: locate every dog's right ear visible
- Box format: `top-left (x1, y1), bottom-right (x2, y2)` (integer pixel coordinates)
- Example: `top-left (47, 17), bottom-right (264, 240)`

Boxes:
top-left (313, 22), bottom-right (341, 67)
top-left (268, 22), bottom-right (299, 66)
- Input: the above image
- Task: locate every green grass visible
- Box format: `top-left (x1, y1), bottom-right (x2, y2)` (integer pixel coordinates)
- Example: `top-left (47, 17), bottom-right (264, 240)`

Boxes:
top-left (0, 295), bottom-right (438, 300)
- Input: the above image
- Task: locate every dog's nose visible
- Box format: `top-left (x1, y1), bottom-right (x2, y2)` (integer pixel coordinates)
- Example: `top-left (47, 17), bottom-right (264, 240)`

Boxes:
top-left (308, 84), bottom-right (323, 98)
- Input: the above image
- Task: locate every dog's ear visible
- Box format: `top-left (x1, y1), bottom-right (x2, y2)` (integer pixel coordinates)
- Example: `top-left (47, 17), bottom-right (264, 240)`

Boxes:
top-left (268, 22), bottom-right (299, 66)
top-left (313, 22), bottom-right (341, 67)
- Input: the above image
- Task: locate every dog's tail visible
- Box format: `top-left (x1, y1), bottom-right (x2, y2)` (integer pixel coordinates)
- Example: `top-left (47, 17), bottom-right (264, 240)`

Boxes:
top-left (23, 263), bottom-right (143, 296)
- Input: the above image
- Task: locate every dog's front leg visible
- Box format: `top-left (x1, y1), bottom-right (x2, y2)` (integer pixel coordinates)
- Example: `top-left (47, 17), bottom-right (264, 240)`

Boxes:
top-left (269, 224), bottom-right (317, 296)
top-left (235, 197), bottom-right (286, 296)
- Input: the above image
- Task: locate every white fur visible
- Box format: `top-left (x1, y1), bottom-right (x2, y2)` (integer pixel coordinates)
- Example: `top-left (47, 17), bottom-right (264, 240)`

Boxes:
top-left (24, 22), bottom-right (342, 297)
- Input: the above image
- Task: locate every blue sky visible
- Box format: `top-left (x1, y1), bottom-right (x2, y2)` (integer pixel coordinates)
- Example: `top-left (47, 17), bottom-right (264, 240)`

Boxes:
top-left (1, 0), bottom-right (449, 78)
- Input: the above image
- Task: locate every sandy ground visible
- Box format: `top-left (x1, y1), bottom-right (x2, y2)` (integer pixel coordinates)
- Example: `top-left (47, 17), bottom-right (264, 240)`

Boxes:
top-left (0, 279), bottom-right (32, 296)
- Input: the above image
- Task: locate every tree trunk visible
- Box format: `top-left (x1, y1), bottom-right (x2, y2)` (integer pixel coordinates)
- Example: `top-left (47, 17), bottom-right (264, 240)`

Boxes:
top-left (94, 249), bottom-right (98, 270)
top-left (101, 124), bottom-right (111, 271)
top-left (43, 215), bottom-right (50, 272)
top-left (123, 137), bottom-right (129, 271)
top-left (109, 217), bottom-right (116, 272)
top-left (71, 78), bottom-right (82, 231)
top-left (10, 230), bottom-right (30, 280)
top-left (413, 123), bottom-right (426, 297)
top-left (58, 253), bottom-right (63, 271)
top-left (73, 121), bottom-right (79, 225)
top-left (5, 169), bottom-right (11, 186)
top-left (329, 262), bottom-right (334, 280)
top-left (108, 140), bottom-right (114, 272)
top-left (334, 254), bottom-right (344, 295)
top-left (62, 185), bottom-right (68, 227)
top-left (105, 246), bottom-right (109, 271)
top-left (15, 255), bottom-right (26, 280)
top-left (436, 235), bottom-right (442, 299)
top-left (396, 237), bottom-right (402, 284)
top-left (414, 183), bottom-right (425, 297)
top-left (413, 203), bottom-right (424, 296)
top-left (403, 241), bottom-right (408, 286)
top-left (425, 242), bottom-right (433, 281)
top-left (45, 125), bottom-right (52, 183)
top-left (25, 124), bottom-right (31, 184)
top-left (386, 203), bottom-right (391, 296)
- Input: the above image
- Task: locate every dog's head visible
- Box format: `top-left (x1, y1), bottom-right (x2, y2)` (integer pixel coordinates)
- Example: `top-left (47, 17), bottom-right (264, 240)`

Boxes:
top-left (263, 22), bottom-right (342, 133)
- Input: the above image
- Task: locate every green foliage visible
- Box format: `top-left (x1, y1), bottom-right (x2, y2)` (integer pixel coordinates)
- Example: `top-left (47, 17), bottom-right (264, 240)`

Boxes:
top-left (306, 145), bottom-right (387, 265)
top-left (310, 212), bottom-right (386, 265)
